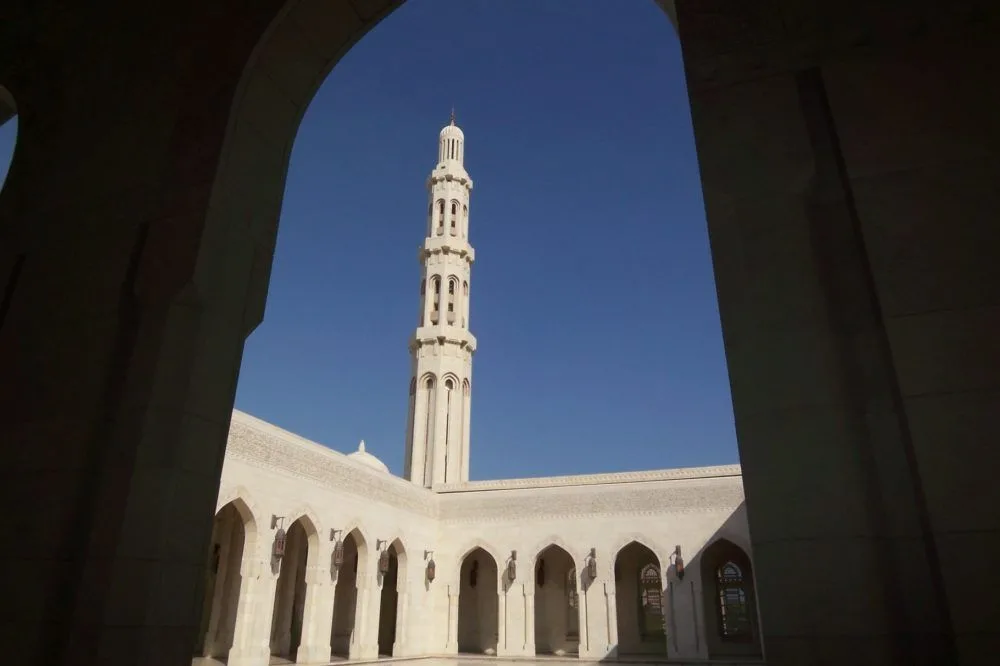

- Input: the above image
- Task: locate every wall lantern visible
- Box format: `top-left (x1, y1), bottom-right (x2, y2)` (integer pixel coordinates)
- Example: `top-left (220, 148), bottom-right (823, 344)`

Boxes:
top-left (672, 545), bottom-right (685, 580)
top-left (330, 529), bottom-right (345, 570)
top-left (506, 550), bottom-right (517, 583)
top-left (425, 550), bottom-right (436, 583)
top-left (271, 515), bottom-right (286, 559)
top-left (586, 548), bottom-right (598, 579)
top-left (377, 539), bottom-right (391, 575)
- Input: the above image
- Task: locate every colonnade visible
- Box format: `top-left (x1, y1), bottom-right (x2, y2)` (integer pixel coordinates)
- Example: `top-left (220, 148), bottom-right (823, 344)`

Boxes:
top-left (194, 501), bottom-right (763, 665)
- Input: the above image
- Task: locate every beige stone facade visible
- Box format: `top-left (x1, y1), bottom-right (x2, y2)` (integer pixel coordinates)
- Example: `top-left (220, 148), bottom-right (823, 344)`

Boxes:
top-left (200, 410), bottom-right (759, 665)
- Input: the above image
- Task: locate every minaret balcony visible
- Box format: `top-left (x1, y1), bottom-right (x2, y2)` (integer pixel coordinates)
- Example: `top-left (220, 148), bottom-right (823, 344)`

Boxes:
top-left (411, 326), bottom-right (477, 352)
top-left (421, 238), bottom-right (475, 263)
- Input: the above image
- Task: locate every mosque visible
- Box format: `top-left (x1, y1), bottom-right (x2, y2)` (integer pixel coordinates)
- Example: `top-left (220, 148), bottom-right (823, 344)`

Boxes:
top-left (196, 117), bottom-right (762, 666)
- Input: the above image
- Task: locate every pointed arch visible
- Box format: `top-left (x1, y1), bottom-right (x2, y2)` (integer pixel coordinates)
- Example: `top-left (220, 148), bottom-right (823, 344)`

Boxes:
top-left (196, 494), bottom-right (258, 658)
top-left (441, 371), bottom-right (460, 392)
top-left (457, 543), bottom-right (500, 654)
top-left (610, 534), bottom-right (667, 570)
top-left (700, 538), bottom-right (761, 658)
top-left (387, 537), bottom-right (409, 591)
top-left (455, 537), bottom-right (502, 576)
top-left (531, 539), bottom-right (582, 655)
top-left (419, 372), bottom-right (436, 390)
top-left (529, 536), bottom-right (583, 573)
top-left (613, 539), bottom-right (666, 655)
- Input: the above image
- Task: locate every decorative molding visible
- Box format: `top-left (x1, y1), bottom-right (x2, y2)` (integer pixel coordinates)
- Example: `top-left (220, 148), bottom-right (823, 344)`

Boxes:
top-left (226, 410), bottom-right (439, 518)
top-left (434, 465), bottom-right (742, 493)
top-left (223, 410), bottom-right (746, 527)
top-left (437, 479), bottom-right (744, 523)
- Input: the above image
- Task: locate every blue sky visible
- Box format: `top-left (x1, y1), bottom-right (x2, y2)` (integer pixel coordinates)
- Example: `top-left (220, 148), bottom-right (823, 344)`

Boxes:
top-left (0, 1), bottom-right (739, 479)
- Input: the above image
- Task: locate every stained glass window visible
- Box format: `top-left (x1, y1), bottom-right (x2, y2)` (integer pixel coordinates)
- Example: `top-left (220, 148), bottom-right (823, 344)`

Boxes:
top-left (638, 563), bottom-right (664, 641)
top-left (716, 562), bottom-right (752, 641)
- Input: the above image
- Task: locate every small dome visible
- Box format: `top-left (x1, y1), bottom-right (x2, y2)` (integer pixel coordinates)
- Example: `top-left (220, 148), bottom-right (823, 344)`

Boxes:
top-left (439, 123), bottom-right (464, 140)
top-left (440, 109), bottom-right (464, 140)
top-left (347, 440), bottom-right (389, 473)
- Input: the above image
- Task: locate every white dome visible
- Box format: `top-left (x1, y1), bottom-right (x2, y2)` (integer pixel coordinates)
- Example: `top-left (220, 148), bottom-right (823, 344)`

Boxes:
top-left (439, 123), bottom-right (464, 140)
top-left (347, 440), bottom-right (389, 473)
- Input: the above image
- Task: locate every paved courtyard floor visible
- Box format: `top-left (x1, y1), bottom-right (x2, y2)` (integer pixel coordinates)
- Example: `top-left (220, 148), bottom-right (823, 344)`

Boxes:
top-left (193, 656), bottom-right (764, 666)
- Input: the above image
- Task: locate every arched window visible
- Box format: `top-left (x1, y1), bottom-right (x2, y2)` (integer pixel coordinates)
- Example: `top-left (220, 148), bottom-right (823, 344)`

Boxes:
top-left (716, 562), bottom-right (752, 641)
top-left (436, 200), bottom-right (444, 235)
top-left (430, 276), bottom-right (441, 323)
top-left (423, 375), bottom-right (434, 390)
top-left (445, 378), bottom-right (454, 391)
top-left (408, 378), bottom-right (416, 396)
top-left (638, 563), bottom-right (664, 641)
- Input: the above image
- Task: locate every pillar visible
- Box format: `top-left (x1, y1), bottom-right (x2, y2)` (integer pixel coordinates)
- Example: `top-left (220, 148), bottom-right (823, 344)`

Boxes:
top-left (432, 379), bottom-right (449, 485)
top-left (446, 586), bottom-right (460, 654)
top-left (496, 590), bottom-right (508, 656)
top-left (604, 582), bottom-right (618, 658)
top-left (350, 572), bottom-right (380, 660)
top-left (523, 588), bottom-right (536, 655)
top-left (393, 585), bottom-right (410, 656)
top-left (675, 0), bottom-right (1000, 663)
top-left (228, 557), bottom-right (280, 666)
top-left (410, 382), bottom-right (429, 485)
top-left (666, 565), bottom-right (704, 660)
top-left (295, 564), bottom-right (336, 664)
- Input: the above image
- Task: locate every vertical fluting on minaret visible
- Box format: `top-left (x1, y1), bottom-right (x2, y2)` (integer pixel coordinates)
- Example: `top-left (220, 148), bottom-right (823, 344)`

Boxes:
top-left (404, 115), bottom-right (476, 488)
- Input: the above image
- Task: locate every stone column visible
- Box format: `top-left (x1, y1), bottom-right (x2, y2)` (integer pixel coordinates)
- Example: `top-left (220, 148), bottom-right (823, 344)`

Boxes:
top-left (522, 588), bottom-right (536, 655)
top-left (295, 564), bottom-right (336, 664)
top-left (445, 384), bottom-right (462, 482)
top-left (432, 379), bottom-right (450, 485)
top-left (410, 385), bottom-right (429, 485)
top-left (350, 572), bottom-right (380, 660)
top-left (666, 566), bottom-right (705, 660)
top-left (446, 586), bottom-right (460, 654)
top-left (576, 579), bottom-right (589, 657)
top-left (604, 582), bottom-right (618, 658)
top-left (393, 583), bottom-right (411, 656)
top-left (228, 557), bottom-right (279, 666)
top-left (496, 590), bottom-right (508, 656)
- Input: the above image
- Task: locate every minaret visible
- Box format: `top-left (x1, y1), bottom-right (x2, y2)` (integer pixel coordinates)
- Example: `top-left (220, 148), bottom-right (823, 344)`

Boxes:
top-left (404, 113), bottom-right (476, 487)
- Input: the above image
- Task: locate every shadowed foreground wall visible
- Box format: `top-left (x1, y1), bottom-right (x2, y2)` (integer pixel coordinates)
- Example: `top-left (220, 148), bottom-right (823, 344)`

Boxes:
top-left (0, 1), bottom-right (996, 665)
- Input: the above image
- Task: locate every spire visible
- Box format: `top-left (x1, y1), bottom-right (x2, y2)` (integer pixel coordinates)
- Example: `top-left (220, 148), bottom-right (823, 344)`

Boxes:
top-left (450, 107), bottom-right (456, 126)
top-left (358, 439), bottom-right (366, 453)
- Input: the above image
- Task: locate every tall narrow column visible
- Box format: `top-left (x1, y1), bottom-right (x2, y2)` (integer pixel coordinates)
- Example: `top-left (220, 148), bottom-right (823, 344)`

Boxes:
top-left (404, 113), bottom-right (477, 487)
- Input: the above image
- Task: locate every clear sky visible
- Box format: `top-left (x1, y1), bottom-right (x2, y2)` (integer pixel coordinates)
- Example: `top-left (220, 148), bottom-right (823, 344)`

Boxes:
top-left (0, 0), bottom-right (739, 480)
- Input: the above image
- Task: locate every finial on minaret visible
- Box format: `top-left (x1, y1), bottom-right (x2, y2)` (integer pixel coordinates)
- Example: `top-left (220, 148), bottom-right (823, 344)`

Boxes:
top-left (358, 439), bottom-right (366, 453)
top-left (450, 107), bottom-right (456, 126)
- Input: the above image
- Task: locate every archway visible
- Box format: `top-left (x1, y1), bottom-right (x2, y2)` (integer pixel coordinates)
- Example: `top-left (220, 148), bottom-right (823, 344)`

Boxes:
top-left (269, 517), bottom-right (317, 659)
top-left (331, 529), bottom-right (368, 657)
top-left (533, 545), bottom-right (579, 656)
top-left (614, 541), bottom-right (666, 656)
top-left (700, 539), bottom-right (762, 659)
top-left (458, 547), bottom-right (499, 654)
top-left (376, 538), bottom-right (408, 656)
top-left (194, 500), bottom-right (257, 659)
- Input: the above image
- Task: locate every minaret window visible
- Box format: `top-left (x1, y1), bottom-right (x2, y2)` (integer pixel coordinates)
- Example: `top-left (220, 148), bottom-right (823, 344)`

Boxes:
top-left (430, 276), bottom-right (440, 324)
top-left (447, 278), bottom-right (457, 324)
top-left (450, 201), bottom-right (458, 236)
top-left (436, 200), bottom-right (445, 236)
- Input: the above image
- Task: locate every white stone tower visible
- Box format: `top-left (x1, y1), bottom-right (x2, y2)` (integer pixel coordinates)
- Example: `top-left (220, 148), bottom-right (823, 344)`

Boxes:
top-left (404, 112), bottom-right (476, 487)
